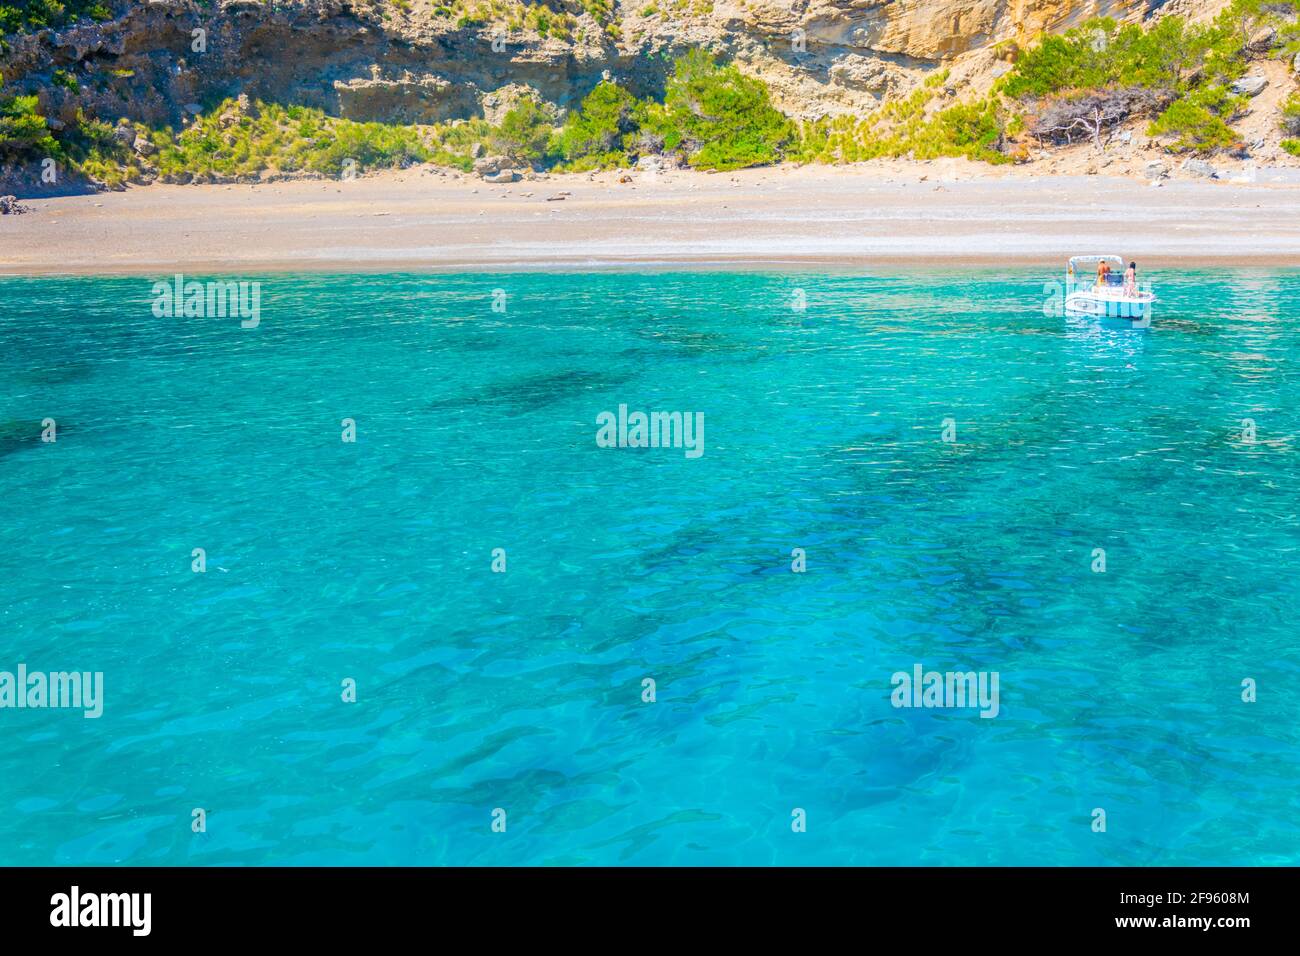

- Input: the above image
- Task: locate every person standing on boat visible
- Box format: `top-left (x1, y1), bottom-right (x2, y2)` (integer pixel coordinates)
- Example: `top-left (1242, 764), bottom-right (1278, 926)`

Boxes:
top-left (1123, 261), bottom-right (1137, 296)
top-left (1095, 259), bottom-right (1111, 288)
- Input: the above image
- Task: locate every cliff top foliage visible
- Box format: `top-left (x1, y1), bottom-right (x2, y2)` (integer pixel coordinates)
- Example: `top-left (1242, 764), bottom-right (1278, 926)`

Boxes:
top-left (1001, 0), bottom-right (1300, 153)
top-left (0, 1), bottom-right (110, 37)
top-left (375, 0), bottom-right (617, 40)
top-left (0, 1), bottom-right (622, 41)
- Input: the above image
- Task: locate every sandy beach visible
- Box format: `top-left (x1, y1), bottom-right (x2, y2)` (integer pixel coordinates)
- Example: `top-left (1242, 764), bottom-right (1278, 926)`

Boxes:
top-left (4, 160), bottom-right (1300, 274)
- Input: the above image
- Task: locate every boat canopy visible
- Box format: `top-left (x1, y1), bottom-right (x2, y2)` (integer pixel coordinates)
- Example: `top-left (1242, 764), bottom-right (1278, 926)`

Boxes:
top-left (1068, 255), bottom-right (1124, 276)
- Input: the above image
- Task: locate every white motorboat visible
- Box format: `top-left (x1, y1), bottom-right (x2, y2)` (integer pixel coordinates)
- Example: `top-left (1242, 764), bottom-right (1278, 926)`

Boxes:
top-left (1065, 255), bottom-right (1156, 322)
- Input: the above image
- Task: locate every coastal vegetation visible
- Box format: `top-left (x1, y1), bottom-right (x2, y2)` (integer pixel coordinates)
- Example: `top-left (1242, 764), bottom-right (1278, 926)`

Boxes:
top-left (0, 77), bottom-right (57, 156)
top-left (1283, 92), bottom-right (1300, 155)
top-left (550, 79), bottom-right (639, 170)
top-left (1000, 1), bottom-right (1300, 154)
top-left (0, 1), bottom-right (109, 38)
top-left (3, 0), bottom-right (1299, 188)
top-left (154, 102), bottom-right (429, 180)
top-left (489, 96), bottom-right (555, 166)
top-left (385, 0), bottom-right (618, 41)
top-left (518, 52), bottom-right (798, 172)
top-left (1, 51), bottom-right (800, 183)
top-left (635, 50), bottom-right (797, 170)
top-left (794, 72), bottom-right (1014, 165)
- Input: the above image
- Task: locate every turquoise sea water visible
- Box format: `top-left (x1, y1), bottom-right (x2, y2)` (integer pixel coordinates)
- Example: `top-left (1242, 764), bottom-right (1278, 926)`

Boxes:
top-left (1, 269), bottom-right (1297, 866)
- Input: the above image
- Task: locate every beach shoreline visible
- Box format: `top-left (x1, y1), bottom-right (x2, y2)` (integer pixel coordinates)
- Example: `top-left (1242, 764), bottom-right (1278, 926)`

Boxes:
top-left (4, 160), bottom-right (1300, 275)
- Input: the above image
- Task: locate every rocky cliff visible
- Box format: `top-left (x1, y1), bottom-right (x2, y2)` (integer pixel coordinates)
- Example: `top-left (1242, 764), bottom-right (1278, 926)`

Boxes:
top-left (1, 0), bottom-right (1195, 132)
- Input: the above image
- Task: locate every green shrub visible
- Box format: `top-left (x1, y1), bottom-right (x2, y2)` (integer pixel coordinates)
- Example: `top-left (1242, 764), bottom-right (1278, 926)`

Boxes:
top-left (1147, 90), bottom-right (1240, 153)
top-left (424, 117), bottom-right (493, 171)
top-left (0, 87), bottom-right (58, 156)
top-left (1205, 0), bottom-right (1300, 74)
top-left (581, 0), bottom-right (615, 25)
top-left (1000, 17), bottom-right (1204, 99)
top-left (1000, 31), bottom-right (1101, 99)
top-left (1001, 4), bottom-right (1294, 103)
top-left (152, 99), bottom-right (430, 180)
top-left (489, 97), bottom-right (554, 166)
top-left (919, 98), bottom-right (1011, 163)
top-left (788, 69), bottom-right (1013, 166)
top-left (1281, 92), bottom-right (1300, 138)
top-left (1001, 2), bottom-right (1300, 158)
top-left (58, 113), bottom-right (148, 187)
top-left (0, 1), bottom-right (111, 36)
top-left (1280, 91), bottom-right (1300, 158)
top-left (551, 79), bottom-right (637, 168)
top-left (641, 50), bottom-right (796, 170)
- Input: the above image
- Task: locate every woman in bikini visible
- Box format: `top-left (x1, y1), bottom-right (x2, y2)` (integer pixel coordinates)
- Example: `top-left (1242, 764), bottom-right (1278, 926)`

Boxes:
top-left (1123, 261), bottom-right (1138, 296)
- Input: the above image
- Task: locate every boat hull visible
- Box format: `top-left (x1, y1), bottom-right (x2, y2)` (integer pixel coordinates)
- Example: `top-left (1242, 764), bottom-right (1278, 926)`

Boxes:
top-left (1065, 290), bottom-right (1155, 322)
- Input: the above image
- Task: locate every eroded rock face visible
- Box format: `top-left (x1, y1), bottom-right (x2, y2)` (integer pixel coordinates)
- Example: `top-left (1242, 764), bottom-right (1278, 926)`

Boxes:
top-left (828, 53), bottom-right (907, 96)
top-left (0, 0), bottom-right (1171, 129)
top-left (735, 0), bottom-right (1158, 61)
top-left (334, 72), bottom-right (475, 124)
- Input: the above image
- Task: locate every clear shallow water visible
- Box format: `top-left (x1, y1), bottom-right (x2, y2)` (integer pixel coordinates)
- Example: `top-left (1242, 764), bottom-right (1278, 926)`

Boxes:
top-left (1, 269), bottom-right (1297, 866)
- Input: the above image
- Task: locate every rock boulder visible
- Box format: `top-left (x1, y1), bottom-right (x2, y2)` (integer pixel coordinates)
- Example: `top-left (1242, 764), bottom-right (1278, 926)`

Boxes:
top-left (1180, 158), bottom-right (1218, 179)
top-left (1230, 74), bottom-right (1267, 97)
